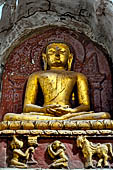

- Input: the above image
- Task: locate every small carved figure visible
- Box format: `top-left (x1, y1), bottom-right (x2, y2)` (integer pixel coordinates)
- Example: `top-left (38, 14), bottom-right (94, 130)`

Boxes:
top-left (48, 140), bottom-right (68, 169)
top-left (77, 135), bottom-right (113, 168)
top-left (27, 136), bottom-right (38, 165)
top-left (10, 135), bottom-right (35, 168)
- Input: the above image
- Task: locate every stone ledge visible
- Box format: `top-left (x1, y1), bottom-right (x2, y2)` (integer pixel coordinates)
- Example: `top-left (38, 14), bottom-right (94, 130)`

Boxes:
top-left (0, 168), bottom-right (113, 170)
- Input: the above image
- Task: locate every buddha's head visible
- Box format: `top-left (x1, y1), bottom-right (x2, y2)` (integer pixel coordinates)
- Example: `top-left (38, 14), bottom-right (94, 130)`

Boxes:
top-left (42, 42), bottom-right (73, 70)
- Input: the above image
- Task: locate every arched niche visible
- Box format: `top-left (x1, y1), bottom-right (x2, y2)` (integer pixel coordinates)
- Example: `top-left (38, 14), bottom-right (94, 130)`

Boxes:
top-left (0, 27), bottom-right (112, 120)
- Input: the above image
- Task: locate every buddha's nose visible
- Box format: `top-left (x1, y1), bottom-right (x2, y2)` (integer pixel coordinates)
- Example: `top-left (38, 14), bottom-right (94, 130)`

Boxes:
top-left (55, 53), bottom-right (60, 57)
top-left (55, 51), bottom-right (60, 58)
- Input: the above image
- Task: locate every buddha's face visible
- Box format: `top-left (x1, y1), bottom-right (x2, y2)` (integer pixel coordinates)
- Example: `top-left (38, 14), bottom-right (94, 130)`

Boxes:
top-left (46, 43), bottom-right (70, 69)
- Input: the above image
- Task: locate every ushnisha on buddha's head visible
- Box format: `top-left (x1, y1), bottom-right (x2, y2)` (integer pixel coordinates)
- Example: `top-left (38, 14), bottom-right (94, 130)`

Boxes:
top-left (42, 42), bottom-right (73, 71)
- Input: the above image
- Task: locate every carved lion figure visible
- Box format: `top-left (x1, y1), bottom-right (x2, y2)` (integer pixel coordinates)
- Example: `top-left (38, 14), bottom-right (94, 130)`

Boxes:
top-left (77, 135), bottom-right (113, 168)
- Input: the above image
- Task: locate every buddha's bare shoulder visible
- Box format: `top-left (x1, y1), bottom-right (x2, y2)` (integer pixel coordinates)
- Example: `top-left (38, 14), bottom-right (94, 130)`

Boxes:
top-left (28, 71), bottom-right (44, 78)
top-left (66, 71), bottom-right (87, 82)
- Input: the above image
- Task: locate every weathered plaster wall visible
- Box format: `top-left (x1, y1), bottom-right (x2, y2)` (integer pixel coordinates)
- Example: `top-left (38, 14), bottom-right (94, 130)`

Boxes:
top-left (0, 0), bottom-right (113, 83)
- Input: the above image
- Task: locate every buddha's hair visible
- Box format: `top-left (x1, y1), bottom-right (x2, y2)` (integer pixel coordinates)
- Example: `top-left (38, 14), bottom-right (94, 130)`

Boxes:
top-left (43, 41), bottom-right (73, 53)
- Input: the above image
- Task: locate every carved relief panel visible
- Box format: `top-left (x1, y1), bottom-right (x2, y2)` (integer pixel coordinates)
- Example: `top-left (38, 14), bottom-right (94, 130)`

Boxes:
top-left (5, 135), bottom-right (113, 169)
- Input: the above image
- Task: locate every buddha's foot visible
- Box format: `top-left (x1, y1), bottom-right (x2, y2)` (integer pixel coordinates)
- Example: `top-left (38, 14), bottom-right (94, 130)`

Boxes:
top-left (3, 111), bottom-right (111, 121)
top-left (68, 112), bottom-right (111, 120)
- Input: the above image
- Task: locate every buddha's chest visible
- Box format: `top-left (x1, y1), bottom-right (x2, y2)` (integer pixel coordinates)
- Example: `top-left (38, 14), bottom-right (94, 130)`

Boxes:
top-left (39, 72), bottom-right (76, 96)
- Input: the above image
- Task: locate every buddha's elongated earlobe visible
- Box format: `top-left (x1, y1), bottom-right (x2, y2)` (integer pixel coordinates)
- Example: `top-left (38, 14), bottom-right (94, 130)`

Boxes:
top-left (68, 53), bottom-right (73, 71)
top-left (42, 53), bottom-right (47, 71)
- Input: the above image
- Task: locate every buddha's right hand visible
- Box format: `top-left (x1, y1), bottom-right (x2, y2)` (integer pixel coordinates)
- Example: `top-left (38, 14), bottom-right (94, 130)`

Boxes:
top-left (24, 104), bottom-right (62, 113)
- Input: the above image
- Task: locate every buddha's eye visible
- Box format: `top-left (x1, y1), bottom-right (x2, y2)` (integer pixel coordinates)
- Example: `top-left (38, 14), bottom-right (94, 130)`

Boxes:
top-left (48, 50), bottom-right (55, 54)
top-left (60, 50), bottom-right (66, 54)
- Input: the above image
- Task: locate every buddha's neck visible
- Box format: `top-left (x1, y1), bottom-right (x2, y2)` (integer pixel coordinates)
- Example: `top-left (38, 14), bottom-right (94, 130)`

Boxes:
top-left (50, 66), bottom-right (66, 71)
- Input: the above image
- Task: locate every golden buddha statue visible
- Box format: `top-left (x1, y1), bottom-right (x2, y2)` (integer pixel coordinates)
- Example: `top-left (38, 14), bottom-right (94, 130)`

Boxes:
top-left (3, 42), bottom-right (110, 121)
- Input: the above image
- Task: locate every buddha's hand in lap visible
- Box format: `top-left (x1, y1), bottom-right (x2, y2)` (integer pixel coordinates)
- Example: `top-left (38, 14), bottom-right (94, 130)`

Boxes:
top-left (44, 104), bottom-right (63, 112)
top-left (46, 106), bottom-right (76, 116)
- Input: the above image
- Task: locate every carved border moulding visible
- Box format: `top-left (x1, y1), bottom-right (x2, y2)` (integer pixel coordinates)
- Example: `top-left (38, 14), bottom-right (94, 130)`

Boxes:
top-left (0, 120), bottom-right (113, 131)
top-left (0, 130), bottom-right (113, 136)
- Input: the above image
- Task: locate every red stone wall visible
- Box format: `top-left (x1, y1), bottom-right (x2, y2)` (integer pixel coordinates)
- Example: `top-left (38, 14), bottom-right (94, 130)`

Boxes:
top-left (0, 139), bottom-right (7, 168)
